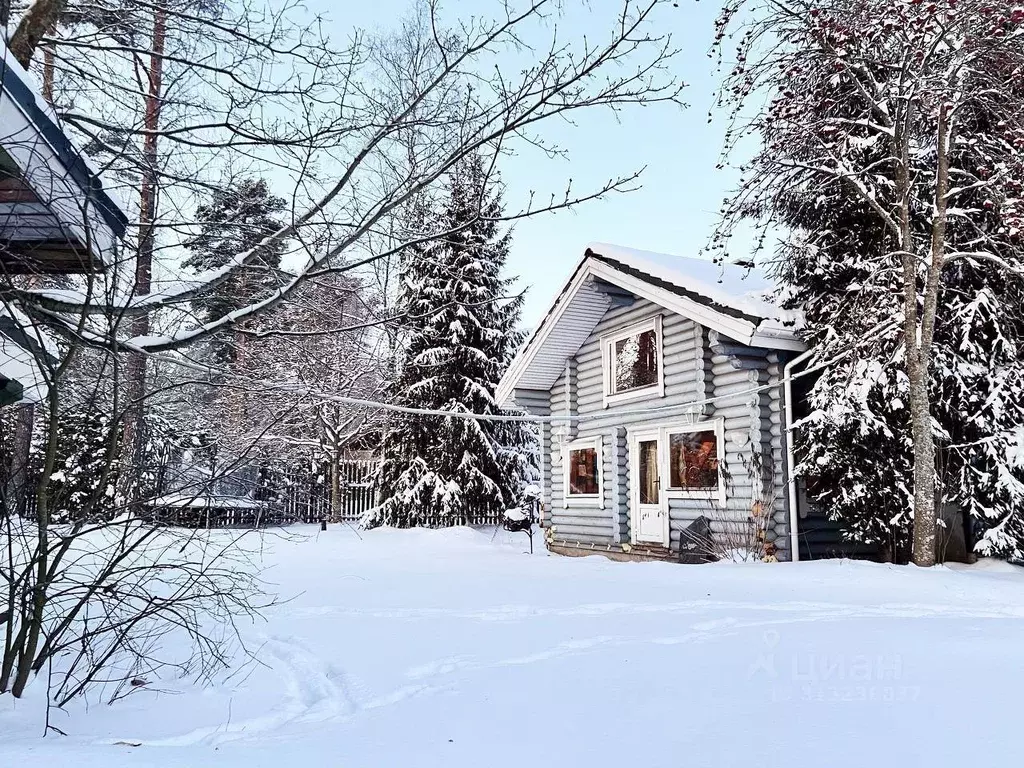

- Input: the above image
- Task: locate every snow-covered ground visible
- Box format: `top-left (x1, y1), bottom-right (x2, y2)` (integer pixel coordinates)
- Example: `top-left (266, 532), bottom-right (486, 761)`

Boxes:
top-left (4, 526), bottom-right (1024, 766)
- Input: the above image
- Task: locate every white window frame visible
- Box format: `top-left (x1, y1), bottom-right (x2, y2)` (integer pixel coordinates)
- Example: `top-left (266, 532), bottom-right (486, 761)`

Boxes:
top-left (562, 435), bottom-right (604, 508)
top-left (661, 418), bottom-right (726, 505)
top-left (601, 315), bottom-right (665, 408)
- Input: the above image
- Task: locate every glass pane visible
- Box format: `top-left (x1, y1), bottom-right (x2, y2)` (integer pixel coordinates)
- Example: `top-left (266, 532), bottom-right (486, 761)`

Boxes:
top-left (614, 329), bottom-right (658, 392)
top-left (638, 439), bottom-right (659, 504)
top-left (668, 431), bottom-right (718, 489)
top-left (568, 448), bottom-right (599, 495)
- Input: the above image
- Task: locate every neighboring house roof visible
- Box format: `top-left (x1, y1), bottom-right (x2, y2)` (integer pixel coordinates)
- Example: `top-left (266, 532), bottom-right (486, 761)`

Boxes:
top-left (0, 374), bottom-right (23, 405)
top-left (497, 242), bottom-right (804, 405)
top-left (1, 39), bottom-right (128, 274)
top-left (1, 40), bottom-right (129, 404)
top-left (0, 306), bottom-right (58, 404)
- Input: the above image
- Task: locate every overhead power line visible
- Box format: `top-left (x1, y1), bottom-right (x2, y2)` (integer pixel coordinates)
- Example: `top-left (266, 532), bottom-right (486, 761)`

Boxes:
top-left (147, 319), bottom-right (896, 424)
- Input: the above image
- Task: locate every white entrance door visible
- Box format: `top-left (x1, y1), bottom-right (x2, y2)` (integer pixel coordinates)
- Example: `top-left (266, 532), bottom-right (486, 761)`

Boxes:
top-left (630, 431), bottom-right (668, 545)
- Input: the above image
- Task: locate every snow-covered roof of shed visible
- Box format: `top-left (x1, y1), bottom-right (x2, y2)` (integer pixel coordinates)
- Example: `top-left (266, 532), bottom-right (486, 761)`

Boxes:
top-left (496, 242), bottom-right (804, 406)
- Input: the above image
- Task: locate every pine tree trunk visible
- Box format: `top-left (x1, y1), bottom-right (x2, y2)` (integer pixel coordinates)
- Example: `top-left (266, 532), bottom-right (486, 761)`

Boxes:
top-left (4, 403), bottom-right (34, 517)
top-left (123, 5), bottom-right (167, 480)
top-left (41, 29), bottom-right (55, 104)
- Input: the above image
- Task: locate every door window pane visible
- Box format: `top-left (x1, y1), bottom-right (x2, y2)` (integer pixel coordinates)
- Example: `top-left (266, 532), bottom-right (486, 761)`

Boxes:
top-left (638, 439), bottom-right (659, 504)
top-left (568, 447), bottom-right (599, 495)
top-left (668, 431), bottom-right (718, 489)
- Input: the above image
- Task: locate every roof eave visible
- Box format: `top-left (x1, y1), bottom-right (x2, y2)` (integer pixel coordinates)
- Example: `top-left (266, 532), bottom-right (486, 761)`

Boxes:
top-left (498, 252), bottom-right (805, 405)
top-left (497, 257), bottom-right (595, 405)
top-left (0, 45), bottom-right (128, 239)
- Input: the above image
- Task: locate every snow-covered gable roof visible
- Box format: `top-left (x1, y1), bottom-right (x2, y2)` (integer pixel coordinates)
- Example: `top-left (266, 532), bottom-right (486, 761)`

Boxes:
top-left (590, 242), bottom-right (786, 323)
top-left (497, 242), bottom-right (804, 405)
top-left (1, 39), bottom-right (128, 274)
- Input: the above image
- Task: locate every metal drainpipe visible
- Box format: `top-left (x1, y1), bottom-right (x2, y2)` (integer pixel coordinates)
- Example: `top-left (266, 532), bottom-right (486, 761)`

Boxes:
top-left (784, 349), bottom-right (814, 562)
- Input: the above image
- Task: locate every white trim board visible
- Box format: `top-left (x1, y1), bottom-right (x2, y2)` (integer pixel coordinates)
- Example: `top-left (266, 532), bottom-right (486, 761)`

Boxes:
top-left (627, 427), bottom-right (670, 547)
top-left (659, 418), bottom-right (727, 507)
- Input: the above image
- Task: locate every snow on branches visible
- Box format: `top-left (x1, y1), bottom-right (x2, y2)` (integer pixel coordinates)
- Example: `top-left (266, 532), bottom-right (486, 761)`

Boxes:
top-left (8, 0), bottom-right (685, 359)
top-left (368, 155), bottom-right (535, 528)
top-left (710, 0), bottom-right (1024, 562)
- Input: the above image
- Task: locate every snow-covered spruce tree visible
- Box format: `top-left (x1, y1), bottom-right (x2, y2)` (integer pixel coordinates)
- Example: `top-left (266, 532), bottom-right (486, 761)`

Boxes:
top-left (711, 0), bottom-right (1024, 563)
top-left (26, 407), bottom-right (122, 523)
top-left (369, 157), bottom-right (534, 528)
top-left (183, 177), bottom-right (289, 366)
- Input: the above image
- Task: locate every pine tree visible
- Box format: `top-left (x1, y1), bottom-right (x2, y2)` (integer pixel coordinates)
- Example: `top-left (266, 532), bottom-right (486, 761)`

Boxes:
top-left (368, 156), bottom-right (534, 528)
top-left (183, 177), bottom-right (288, 366)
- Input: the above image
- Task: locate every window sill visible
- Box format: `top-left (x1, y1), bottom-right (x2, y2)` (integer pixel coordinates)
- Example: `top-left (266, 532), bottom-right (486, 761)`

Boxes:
top-left (564, 496), bottom-right (604, 509)
top-left (603, 384), bottom-right (664, 409)
top-left (665, 488), bottom-right (723, 503)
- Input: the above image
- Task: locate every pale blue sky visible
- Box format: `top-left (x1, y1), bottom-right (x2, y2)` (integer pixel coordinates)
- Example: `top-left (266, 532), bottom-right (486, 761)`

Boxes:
top-left (309, 0), bottom-right (741, 328)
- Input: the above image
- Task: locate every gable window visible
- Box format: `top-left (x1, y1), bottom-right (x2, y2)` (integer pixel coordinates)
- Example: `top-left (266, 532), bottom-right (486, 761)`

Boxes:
top-left (615, 330), bottom-right (658, 391)
top-left (602, 316), bottom-right (664, 407)
top-left (665, 426), bottom-right (721, 493)
top-left (563, 436), bottom-right (603, 507)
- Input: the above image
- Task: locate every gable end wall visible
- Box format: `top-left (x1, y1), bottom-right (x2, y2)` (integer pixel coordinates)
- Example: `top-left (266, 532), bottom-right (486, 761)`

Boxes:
top-left (541, 296), bottom-right (792, 560)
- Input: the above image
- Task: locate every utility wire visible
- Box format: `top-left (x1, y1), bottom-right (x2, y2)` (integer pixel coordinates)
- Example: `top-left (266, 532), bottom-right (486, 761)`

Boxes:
top-left (145, 319), bottom-right (897, 424)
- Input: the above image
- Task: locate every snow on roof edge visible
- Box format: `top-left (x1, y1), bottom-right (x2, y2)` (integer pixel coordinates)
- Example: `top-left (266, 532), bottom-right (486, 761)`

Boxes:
top-left (584, 241), bottom-right (790, 322)
top-left (0, 38), bottom-right (129, 236)
top-left (498, 242), bottom-right (805, 405)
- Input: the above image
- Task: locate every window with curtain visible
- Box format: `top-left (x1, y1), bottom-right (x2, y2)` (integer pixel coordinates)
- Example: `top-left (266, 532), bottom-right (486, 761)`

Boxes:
top-left (667, 430), bottom-right (719, 489)
top-left (568, 446), bottom-right (599, 496)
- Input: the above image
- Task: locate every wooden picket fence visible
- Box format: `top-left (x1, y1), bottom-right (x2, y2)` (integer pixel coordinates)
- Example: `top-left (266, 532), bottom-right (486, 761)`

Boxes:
top-left (15, 457), bottom-right (510, 529)
top-left (274, 459), bottom-right (377, 524)
top-left (413, 510), bottom-right (507, 527)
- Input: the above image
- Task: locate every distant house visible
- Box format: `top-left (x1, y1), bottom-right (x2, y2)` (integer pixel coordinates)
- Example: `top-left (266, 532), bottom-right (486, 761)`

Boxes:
top-left (0, 38), bottom-right (128, 404)
top-left (498, 243), bottom-right (842, 563)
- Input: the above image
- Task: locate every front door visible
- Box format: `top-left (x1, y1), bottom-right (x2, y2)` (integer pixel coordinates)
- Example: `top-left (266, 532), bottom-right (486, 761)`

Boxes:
top-left (630, 431), bottom-right (668, 545)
